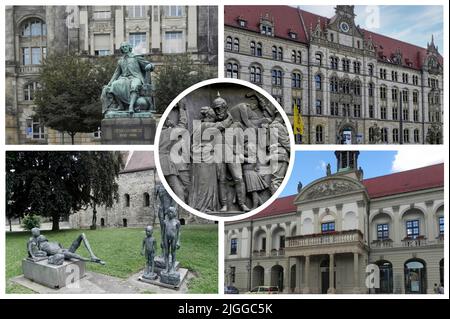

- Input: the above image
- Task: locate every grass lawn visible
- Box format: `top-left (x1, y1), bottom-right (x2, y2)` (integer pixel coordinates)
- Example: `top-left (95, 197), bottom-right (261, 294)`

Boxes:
top-left (6, 224), bottom-right (218, 294)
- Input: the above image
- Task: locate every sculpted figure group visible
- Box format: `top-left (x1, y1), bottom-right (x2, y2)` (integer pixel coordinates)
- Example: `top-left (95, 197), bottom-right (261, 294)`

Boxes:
top-left (159, 90), bottom-right (291, 214)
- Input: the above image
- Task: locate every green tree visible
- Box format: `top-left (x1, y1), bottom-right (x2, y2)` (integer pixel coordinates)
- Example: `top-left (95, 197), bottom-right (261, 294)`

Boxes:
top-left (154, 54), bottom-right (215, 113)
top-left (79, 152), bottom-right (123, 229)
top-left (6, 151), bottom-right (122, 231)
top-left (34, 55), bottom-right (117, 144)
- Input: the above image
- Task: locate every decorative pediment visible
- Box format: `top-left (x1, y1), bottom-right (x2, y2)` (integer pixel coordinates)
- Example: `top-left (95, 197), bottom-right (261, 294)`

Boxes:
top-left (295, 176), bottom-right (365, 202)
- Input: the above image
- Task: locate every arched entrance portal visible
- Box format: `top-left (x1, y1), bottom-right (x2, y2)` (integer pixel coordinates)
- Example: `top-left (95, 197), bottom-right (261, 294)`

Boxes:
top-left (252, 266), bottom-right (264, 289)
top-left (270, 265), bottom-right (284, 291)
top-left (404, 259), bottom-right (427, 294)
top-left (376, 260), bottom-right (393, 294)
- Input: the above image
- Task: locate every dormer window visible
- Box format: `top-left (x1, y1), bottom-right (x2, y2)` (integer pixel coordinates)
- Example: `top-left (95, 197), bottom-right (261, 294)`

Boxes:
top-left (289, 31), bottom-right (297, 39)
top-left (237, 17), bottom-right (247, 28)
top-left (261, 25), bottom-right (273, 36)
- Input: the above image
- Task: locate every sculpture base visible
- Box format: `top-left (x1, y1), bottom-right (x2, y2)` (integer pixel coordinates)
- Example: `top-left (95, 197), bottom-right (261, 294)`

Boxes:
top-left (138, 268), bottom-right (187, 290)
top-left (142, 272), bottom-right (158, 281)
top-left (22, 258), bottom-right (86, 289)
top-left (154, 256), bottom-right (180, 275)
top-left (160, 270), bottom-right (181, 286)
top-left (101, 117), bottom-right (156, 144)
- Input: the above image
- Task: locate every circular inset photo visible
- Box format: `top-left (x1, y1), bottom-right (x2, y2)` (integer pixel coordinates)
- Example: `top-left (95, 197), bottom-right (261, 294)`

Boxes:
top-left (154, 79), bottom-right (295, 221)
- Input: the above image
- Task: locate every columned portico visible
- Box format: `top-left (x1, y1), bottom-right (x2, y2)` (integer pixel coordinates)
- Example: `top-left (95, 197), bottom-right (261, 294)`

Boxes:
top-left (303, 255), bottom-right (310, 293)
top-left (353, 252), bottom-right (360, 293)
top-left (286, 230), bottom-right (368, 294)
top-left (328, 253), bottom-right (336, 293)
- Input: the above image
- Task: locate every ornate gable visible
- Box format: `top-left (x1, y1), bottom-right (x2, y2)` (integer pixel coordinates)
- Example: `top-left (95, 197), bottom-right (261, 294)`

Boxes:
top-left (295, 175), bottom-right (366, 203)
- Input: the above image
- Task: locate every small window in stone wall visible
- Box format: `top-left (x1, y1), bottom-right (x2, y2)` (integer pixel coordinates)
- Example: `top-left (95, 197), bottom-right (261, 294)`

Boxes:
top-left (143, 192), bottom-right (150, 207)
top-left (124, 194), bottom-right (130, 207)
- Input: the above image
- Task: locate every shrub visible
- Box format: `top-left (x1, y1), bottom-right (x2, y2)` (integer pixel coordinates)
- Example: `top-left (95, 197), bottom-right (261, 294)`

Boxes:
top-left (21, 214), bottom-right (41, 231)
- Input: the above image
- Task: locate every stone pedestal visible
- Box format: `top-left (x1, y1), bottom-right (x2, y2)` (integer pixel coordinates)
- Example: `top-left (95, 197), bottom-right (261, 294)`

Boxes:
top-left (160, 270), bottom-right (181, 286)
top-left (154, 256), bottom-right (180, 275)
top-left (22, 259), bottom-right (86, 289)
top-left (138, 267), bottom-right (188, 290)
top-left (101, 117), bottom-right (156, 144)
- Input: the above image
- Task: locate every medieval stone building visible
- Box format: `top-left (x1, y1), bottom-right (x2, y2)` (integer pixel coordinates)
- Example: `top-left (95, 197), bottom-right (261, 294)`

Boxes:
top-left (225, 151), bottom-right (444, 294)
top-left (69, 151), bottom-right (201, 229)
top-left (224, 5), bottom-right (443, 144)
top-left (5, 5), bottom-right (218, 144)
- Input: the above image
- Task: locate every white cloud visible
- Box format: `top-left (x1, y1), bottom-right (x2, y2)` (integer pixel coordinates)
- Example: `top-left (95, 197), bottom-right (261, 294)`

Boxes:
top-left (392, 149), bottom-right (444, 172)
top-left (316, 160), bottom-right (327, 172)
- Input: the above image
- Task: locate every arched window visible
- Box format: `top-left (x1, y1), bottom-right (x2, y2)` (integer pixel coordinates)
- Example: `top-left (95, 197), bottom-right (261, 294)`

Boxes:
top-left (21, 18), bottom-right (46, 37)
top-left (354, 81), bottom-right (361, 95)
top-left (315, 99), bottom-right (322, 115)
top-left (226, 36), bottom-right (232, 50)
top-left (272, 46), bottom-right (277, 59)
top-left (393, 128), bottom-right (399, 143)
top-left (403, 129), bottom-right (410, 143)
top-left (368, 83), bottom-right (374, 97)
top-left (250, 41), bottom-right (255, 55)
top-left (330, 77), bottom-right (338, 92)
top-left (143, 192), bottom-right (150, 207)
top-left (368, 63), bottom-right (374, 76)
top-left (316, 125), bottom-right (323, 143)
top-left (24, 82), bottom-right (39, 101)
top-left (315, 52), bottom-right (322, 65)
top-left (256, 42), bottom-right (262, 56)
top-left (291, 50), bottom-right (296, 63)
top-left (291, 72), bottom-right (301, 88)
top-left (250, 66), bottom-right (262, 84)
top-left (233, 38), bottom-right (239, 52)
top-left (315, 74), bottom-right (322, 90)
top-left (124, 194), bottom-right (130, 207)
top-left (414, 129), bottom-right (420, 143)
top-left (375, 260), bottom-right (393, 294)
top-left (296, 51), bottom-right (301, 64)
top-left (226, 62), bottom-right (239, 79)
top-left (277, 47), bottom-right (283, 60)
top-left (381, 128), bottom-right (388, 143)
top-left (271, 69), bottom-right (282, 86)
top-left (404, 259), bottom-right (427, 294)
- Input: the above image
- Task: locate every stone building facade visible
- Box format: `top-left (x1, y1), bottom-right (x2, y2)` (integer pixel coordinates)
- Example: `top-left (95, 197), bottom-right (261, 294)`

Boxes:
top-left (225, 152), bottom-right (444, 294)
top-left (69, 151), bottom-right (201, 229)
top-left (5, 5), bottom-right (218, 145)
top-left (224, 5), bottom-right (443, 144)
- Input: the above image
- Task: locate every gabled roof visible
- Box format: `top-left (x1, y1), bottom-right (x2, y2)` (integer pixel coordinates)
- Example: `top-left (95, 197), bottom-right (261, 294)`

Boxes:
top-left (224, 5), bottom-right (443, 70)
top-left (232, 163), bottom-right (443, 223)
top-left (121, 151), bottom-right (155, 173)
top-left (362, 163), bottom-right (444, 199)
top-left (224, 5), bottom-right (307, 43)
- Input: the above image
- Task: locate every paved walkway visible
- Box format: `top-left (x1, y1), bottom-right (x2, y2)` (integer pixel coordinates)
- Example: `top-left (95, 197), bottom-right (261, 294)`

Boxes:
top-left (11, 269), bottom-right (192, 294)
top-left (5, 222), bottom-right (72, 232)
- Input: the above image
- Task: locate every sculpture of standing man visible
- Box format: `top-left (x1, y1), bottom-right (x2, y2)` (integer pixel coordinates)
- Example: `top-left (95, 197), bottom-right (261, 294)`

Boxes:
top-left (101, 42), bottom-right (155, 116)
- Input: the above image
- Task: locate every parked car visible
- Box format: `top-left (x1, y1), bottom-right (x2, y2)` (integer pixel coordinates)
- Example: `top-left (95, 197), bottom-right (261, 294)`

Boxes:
top-left (248, 286), bottom-right (279, 294)
top-left (224, 285), bottom-right (240, 294)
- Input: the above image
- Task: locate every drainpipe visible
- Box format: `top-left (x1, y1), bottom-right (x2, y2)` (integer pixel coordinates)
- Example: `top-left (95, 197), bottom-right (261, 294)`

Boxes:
top-left (307, 45), bottom-right (311, 143)
top-left (420, 69), bottom-right (425, 143)
top-left (248, 220), bottom-right (253, 292)
top-left (399, 91), bottom-right (403, 144)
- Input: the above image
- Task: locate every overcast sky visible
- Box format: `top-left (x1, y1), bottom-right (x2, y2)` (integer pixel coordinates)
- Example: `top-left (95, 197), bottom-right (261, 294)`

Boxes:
top-left (301, 5), bottom-right (443, 52)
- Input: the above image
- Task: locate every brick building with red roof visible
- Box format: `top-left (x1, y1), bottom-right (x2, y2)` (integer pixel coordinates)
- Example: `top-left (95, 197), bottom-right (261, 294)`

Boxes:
top-left (224, 5), bottom-right (443, 144)
top-left (225, 151), bottom-right (444, 294)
